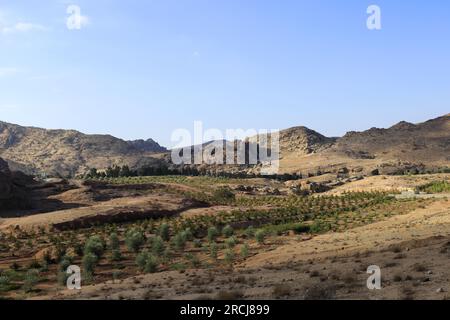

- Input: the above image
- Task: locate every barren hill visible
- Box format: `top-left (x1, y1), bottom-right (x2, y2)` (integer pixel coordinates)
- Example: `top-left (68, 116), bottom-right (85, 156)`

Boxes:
top-left (169, 114), bottom-right (449, 176)
top-left (1, 114), bottom-right (448, 177)
top-left (0, 121), bottom-right (165, 177)
top-left (275, 126), bottom-right (337, 156)
top-left (278, 114), bottom-right (450, 175)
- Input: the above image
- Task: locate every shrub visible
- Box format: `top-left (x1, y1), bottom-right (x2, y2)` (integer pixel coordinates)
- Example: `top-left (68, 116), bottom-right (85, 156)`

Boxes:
top-left (193, 239), bottom-right (202, 248)
top-left (109, 233), bottom-right (120, 250)
top-left (418, 181), bottom-right (450, 194)
top-left (240, 244), bottom-right (249, 258)
top-left (125, 229), bottom-right (145, 253)
top-left (82, 252), bottom-right (98, 280)
top-left (23, 269), bottom-right (40, 293)
top-left (151, 236), bottom-right (165, 256)
top-left (309, 221), bottom-right (331, 234)
top-left (25, 260), bottom-right (41, 271)
top-left (210, 242), bottom-right (218, 260)
top-left (186, 253), bottom-right (201, 268)
top-left (159, 223), bottom-right (170, 241)
top-left (173, 232), bottom-right (187, 250)
top-left (215, 290), bottom-right (244, 300)
top-left (0, 275), bottom-right (10, 286)
top-left (224, 249), bottom-right (235, 265)
top-left (225, 236), bottom-right (237, 249)
top-left (255, 230), bottom-right (266, 244)
top-left (57, 271), bottom-right (69, 286)
top-left (136, 250), bottom-right (159, 273)
top-left (59, 255), bottom-right (73, 272)
top-left (84, 235), bottom-right (105, 258)
top-left (207, 227), bottom-right (219, 242)
top-left (183, 228), bottom-right (194, 241)
top-left (111, 249), bottom-right (122, 262)
top-left (245, 226), bottom-right (255, 238)
top-left (272, 284), bottom-right (292, 298)
top-left (222, 225), bottom-right (234, 237)
top-left (213, 187), bottom-right (235, 203)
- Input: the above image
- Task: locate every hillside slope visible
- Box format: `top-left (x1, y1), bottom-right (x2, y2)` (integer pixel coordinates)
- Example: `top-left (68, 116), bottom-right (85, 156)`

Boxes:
top-left (0, 121), bottom-right (165, 176)
top-left (279, 114), bottom-right (450, 175)
top-left (1, 114), bottom-right (448, 177)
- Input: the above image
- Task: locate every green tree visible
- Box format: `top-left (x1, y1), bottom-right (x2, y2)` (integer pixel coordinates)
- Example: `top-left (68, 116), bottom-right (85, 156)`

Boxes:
top-left (159, 223), bottom-right (170, 242)
top-left (222, 225), bottom-right (234, 237)
top-left (125, 229), bottom-right (145, 253)
top-left (207, 227), bottom-right (219, 242)
top-left (84, 236), bottom-right (105, 258)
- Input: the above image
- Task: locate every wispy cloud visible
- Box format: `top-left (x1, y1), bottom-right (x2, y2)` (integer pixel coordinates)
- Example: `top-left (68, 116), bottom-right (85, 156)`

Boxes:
top-left (0, 67), bottom-right (21, 77)
top-left (1, 22), bottom-right (47, 34)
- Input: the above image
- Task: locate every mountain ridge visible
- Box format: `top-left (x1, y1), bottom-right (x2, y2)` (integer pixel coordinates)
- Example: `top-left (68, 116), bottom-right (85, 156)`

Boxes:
top-left (0, 113), bottom-right (448, 177)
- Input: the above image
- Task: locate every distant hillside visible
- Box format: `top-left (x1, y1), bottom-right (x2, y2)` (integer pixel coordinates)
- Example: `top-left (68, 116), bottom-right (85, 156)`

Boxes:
top-left (279, 114), bottom-right (450, 175)
top-left (0, 121), bottom-right (165, 177)
top-left (168, 114), bottom-right (450, 176)
top-left (127, 139), bottom-right (167, 153)
top-left (1, 114), bottom-right (448, 177)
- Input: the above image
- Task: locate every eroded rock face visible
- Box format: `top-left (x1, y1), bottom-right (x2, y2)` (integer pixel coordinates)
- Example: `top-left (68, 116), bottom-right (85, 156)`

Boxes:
top-left (0, 158), bottom-right (12, 201)
top-left (0, 157), bottom-right (31, 211)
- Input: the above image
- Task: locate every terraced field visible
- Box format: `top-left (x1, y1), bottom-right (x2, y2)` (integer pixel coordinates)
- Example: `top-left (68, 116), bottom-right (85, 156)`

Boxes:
top-left (1, 175), bottom-right (447, 299)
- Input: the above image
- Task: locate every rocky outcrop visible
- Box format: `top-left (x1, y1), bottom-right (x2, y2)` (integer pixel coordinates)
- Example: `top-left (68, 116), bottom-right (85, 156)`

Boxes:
top-left (127, 139), bottom-right (166, 153)
top-left (0, 157), bottom-right (31, 211)
top-left (0, 121), bottom-right (166, 177)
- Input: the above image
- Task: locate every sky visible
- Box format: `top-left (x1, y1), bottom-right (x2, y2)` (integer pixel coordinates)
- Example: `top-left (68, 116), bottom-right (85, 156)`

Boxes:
top-left (0, 0), bottom-right (449, 148)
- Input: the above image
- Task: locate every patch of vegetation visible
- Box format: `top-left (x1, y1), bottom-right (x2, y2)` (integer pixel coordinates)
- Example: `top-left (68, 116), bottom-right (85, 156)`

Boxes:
top-left (418, 180), bottom-right (450, 194)
top-left (125, 229), bottom-right (145, 253)
top-left (136, 250), bottom-right (159, 273)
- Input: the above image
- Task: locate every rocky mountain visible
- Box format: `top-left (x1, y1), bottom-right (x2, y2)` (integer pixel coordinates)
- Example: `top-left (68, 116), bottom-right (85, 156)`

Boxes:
top-left (0, 121), bottom-right (165, 177)
top-left (1, 114), bottom-right (448, 178)
top-left (127, 139), bottom-right (166, 153)
top-left (279, 113), bottom-right (450, 175)
top-left (170, 114), bottom-right (449, 176)
top-left (263, 126), bottom-right (336, 156)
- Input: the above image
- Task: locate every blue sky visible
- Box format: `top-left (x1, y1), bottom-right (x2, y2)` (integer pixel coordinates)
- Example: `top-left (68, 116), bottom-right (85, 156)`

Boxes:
top-left (1, 0), bottom-right (449, 147)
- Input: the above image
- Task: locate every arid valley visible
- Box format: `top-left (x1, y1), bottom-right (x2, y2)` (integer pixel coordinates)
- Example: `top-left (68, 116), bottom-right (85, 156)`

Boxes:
top-left (1, 115), bottom-right (449, 300)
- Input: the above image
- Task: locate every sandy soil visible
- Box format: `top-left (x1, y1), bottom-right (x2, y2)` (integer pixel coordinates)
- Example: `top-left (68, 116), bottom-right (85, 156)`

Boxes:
top-left (43, 196), bottom-right (450, 300)
top-left (0, 193), bottom-right (201, 231)
top-left (325, 174), bottom-right (450, 195)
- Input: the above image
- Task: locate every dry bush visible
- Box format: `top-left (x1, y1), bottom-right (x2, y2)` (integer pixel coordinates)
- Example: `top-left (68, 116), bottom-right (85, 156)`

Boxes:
top-left (303, 284), bottom-right (336, 300)
top-left (272, 284), bottom-right (292, 298)
top-left (215, 290), bottom-right (244, 300)
top-left (393, 273), bottom-right (403, 282)
top-left (413, 263), bottom-right (427, 272)
top-left (400, 286), bottom-right (415, 300)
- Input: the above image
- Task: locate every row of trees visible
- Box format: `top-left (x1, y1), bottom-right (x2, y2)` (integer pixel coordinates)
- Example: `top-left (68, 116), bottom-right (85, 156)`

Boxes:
top-left (83, 164), bottom-right (304, 181)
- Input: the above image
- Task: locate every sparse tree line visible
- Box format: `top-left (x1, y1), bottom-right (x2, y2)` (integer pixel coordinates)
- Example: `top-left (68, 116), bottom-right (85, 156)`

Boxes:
top-left (81, 164), bottom-right (304, 181)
